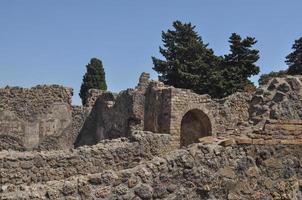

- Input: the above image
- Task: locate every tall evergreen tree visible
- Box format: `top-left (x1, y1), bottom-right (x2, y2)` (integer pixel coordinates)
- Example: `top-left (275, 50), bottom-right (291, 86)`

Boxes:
top-left (286, 37), bottom-right (302, 75)
top-left (152, 21), bottom-right (220, 96)
top-left (79, 58), bottom-right (107, 105)
top-left (221, 33), bottom-right (260, 95)
top-left (152, 22), bottom-right (260, 98)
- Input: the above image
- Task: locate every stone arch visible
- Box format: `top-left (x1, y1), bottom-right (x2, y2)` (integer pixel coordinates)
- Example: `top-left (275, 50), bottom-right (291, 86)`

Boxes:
top-left (180, 109), bottom-right (212, 147)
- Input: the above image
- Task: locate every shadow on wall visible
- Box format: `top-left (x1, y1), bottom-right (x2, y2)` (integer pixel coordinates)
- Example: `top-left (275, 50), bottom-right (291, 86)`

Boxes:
top-left (74, 90), bottom-right (145, 148)
top-left (180, 109), bottom-right (212, 147)
top-left (0, 103), bottom-right (72, 150)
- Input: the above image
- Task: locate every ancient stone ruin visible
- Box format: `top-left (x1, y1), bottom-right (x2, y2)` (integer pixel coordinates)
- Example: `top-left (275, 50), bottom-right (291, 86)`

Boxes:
top-left (1, 73), bottom-right (302, 199)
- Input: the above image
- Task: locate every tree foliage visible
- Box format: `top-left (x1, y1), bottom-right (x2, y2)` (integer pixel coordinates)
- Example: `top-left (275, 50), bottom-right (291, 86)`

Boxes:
top-left (152, 21), bottom-right (260, 98)
top-left (79, 58), bottom-right (107, 105)
top-left (258, 70), bottom-right (287, 85)
top-left (220, 33), bottom-right (260, 96)
top-left (152, 21), bottom-right (220, 96)
top-left (286, 37), bottom-right (302, 75)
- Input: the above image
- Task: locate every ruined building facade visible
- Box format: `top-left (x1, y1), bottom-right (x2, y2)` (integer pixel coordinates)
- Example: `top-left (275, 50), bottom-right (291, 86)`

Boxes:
top-left (75, 72), bottom-right (252, 148)
top-left (1, 73), bottom-right (302, 151)
top-left (0, 72), bottom-right (251, 151)
top-left (1, 73), bottom-right (302, 199)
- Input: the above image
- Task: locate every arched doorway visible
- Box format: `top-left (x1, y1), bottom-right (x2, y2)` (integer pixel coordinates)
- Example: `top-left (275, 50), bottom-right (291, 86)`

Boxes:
top-left (180, 109), bottom-right (212, 147)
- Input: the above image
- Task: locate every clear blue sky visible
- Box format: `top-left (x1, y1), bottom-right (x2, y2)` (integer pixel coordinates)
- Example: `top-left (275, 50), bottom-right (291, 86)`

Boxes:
top-left (0, 1), bottom-right (301, 105)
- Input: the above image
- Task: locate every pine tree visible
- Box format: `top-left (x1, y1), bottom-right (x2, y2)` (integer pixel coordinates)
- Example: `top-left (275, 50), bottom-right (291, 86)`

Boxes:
top-left (221, 33), bottom-right (260, 95)
top-left (286, 37), bottom-right (302, 75)
top-left (152, 23), bottom-right (260, 98)
top-left (152, 21), bottom-right (219, 96)
top-left (79, 58), bottom-right (107, 105)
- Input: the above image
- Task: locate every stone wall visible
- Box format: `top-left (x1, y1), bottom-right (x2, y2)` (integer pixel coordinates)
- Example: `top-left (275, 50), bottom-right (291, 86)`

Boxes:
top-left (0, 132), bottom-right (171, 186)
top-left (85, 89), bottom-right (106, 107)
top-left (75, 73), bottom-right (253, 148)
top-left (0, 85), bottom-right (74, 150)
top-left (143, 79), bottom-right (253, 144)
top-left (2, 143), bottom-right (301, 200)
top-left (169, 89), bottom-right (217, 138)
top-left (264, 120), bottom-right (302, 138)
top-left (216, 92), bottom-right (252, 129)
top-left (250, 76), bottom-right (302, 125)
top-left (6, 73), bottom-right (300, 151)
top-left (2, 73), bottom-right (302, 200)
top-left (74, 89), bottom-right (145, 147)
top-left (0, 85), bottom-right (87, 151)
top-left (34, 106), bottom-right (90, 151)
top-left (0, 85), bottom-right (73, 121)
top-left (167, 88), bottom-right (252, 146)
top-left (143, 82), bottom-right (172, 134)
top-left (75, 73), bottom-right (158, 147)
top-left (135, 72), bottom-right (151, 93)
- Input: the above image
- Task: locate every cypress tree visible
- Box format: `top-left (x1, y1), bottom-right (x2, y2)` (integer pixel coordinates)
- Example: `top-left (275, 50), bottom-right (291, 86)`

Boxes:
top-left (79, 58), bottom-right (107, 105)
top-left (286, 37), bottom-right (302, 75)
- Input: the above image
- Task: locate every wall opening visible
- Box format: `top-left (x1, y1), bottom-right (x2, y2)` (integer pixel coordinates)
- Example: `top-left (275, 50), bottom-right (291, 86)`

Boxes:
top-left (180, 109), bottom-right (212, 147)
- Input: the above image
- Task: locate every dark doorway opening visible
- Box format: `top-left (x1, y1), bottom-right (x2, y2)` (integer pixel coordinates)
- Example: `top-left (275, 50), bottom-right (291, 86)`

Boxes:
top-left (180, 109), bottom-right (212, 147)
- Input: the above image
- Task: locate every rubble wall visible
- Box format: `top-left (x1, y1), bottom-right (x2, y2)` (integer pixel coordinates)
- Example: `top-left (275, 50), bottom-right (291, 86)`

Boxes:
top-left (74, 90), bottom-right (145, 147)
top-left (169, 89), bottom-right (217, 137)
top-left (34, 106), bottom-right (90, 151)
top-left (0, 85), bottom-right (73, 121)
top-left (168, 88), bottom-right (252, 145)
top-left (0, 132), bottom-right (171, 186)
top-left (250, 76), bottom-right (302, 124)
top-left (143, 83), bottom-right (172, 134)
top-left (2, 144), bottom-right (301, 200)
top-left (0, 85), bottom-right (75, 150)
top-left (85, 89), bottom-right (105, 107)
top-left (75, 74), bottom-right (253, 148)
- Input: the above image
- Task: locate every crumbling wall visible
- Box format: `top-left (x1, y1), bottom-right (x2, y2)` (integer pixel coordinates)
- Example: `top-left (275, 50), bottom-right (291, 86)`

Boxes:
top-left (75, 73), bottom-right (253, 148)
top-left (250, 76), bottom-right (302, 124)
top-left (143, 82), bottom-right (172, 134)
top-left (169, 89), bottom-right (217, 138)
top-left (167, 88), bottom-right (252, 146)
top-left (135, 72), bottom-right (151, 93)
top-left (215, 92), bottom-right (253, 135)
top-left (8, 73), bottom-right (299, 151)
top-left (85, 89), bottom-right (105, 107)
top-left (34, 106), bottom-right (90, 151)
top-left (2, 73), bottom-right (302, 200)
top-left (2, 143), bottom-right (301, 200)
top-left (0, 85), bottom-right (73, 121)
top-left (0, 132), bottom-right (171, 186)
top-left (0, 85), bottom-right (77, 150)
top-left (75, 74), bottom-right (176, 148)
top-left (74, 90), bottom-right (145, 147)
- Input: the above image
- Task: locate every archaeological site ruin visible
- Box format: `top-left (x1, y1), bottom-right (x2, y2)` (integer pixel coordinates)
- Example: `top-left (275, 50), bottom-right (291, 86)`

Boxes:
top-left (1, 72), bottom-right (302, 199)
